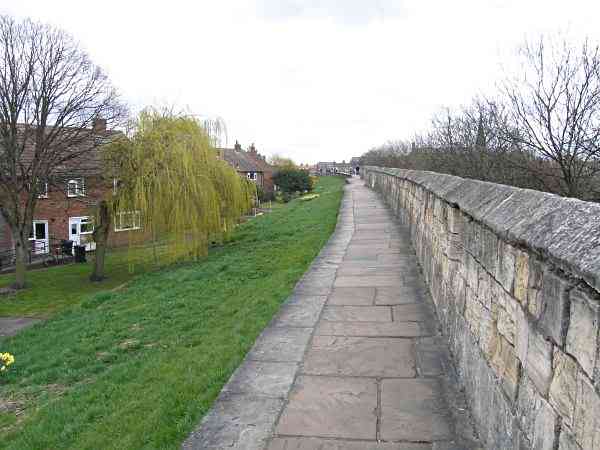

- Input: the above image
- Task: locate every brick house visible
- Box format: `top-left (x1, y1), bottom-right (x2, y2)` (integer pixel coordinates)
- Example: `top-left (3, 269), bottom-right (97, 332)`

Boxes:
top-left (220, 141), bottom-right (274, 194)
top-left (0, 120), bottom-right (142, 262)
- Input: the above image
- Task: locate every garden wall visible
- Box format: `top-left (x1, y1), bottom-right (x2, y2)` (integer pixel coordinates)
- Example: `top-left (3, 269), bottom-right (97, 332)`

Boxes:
top-left (362, 166), bottom-right (600, 449)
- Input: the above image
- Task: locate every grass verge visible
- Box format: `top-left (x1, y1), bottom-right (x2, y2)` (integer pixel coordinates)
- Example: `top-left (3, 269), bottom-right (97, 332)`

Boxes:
top-left (0, 176), bottom-right (345, 449)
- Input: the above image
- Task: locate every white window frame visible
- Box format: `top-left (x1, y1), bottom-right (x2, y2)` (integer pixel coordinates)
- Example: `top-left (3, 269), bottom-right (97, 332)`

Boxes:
top-left (113, 178), bottom-right (122, 195)
top-left (37, 182), bottom-right (49, 199)
top-left (79, 216), bottom-right (94, 235)
top-left (114, 211), bottom-right (142, 232)
top-left (28, 220), bottom-right (49, 254)
top-left (67, 178), bottom-right (86, 197)
top-left (247, 172), bottom-right (257, 181)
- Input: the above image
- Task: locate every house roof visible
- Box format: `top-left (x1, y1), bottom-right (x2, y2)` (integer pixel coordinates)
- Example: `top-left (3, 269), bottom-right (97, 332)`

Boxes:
top-left (5, 123), bottom-right (123, 178)
top-left (220, 147), bottom-right (263, 173)
top-left (221, 148), bottom-right (261, 172)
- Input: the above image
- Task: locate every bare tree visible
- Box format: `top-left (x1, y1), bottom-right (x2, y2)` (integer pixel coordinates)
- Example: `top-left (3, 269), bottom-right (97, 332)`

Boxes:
top-left (501, 36), bottom-right (600, 199)
top-left (0, 15), bottom-right (126, 288)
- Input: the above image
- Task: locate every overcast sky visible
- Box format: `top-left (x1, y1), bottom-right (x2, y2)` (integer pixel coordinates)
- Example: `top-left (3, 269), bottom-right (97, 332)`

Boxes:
top-left (3, 0), bottom-right (600, 163)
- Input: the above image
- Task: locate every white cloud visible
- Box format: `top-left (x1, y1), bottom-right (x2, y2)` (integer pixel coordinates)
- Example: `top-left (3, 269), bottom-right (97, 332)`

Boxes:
top-left (2, 0), bottom-right (600, 163)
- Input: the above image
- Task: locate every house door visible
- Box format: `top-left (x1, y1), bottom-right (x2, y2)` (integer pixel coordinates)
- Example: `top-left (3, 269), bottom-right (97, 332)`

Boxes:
top-left (29, 220), bottom-right (49, 254)
top-left (68, 217), bottom-right (96, 251)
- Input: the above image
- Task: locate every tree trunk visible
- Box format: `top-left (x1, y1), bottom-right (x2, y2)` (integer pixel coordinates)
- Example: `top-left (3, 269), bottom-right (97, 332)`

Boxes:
top-left (13, 230), bottom-right (28, 289)
top-left (90, 200), bottom-right (110, 282)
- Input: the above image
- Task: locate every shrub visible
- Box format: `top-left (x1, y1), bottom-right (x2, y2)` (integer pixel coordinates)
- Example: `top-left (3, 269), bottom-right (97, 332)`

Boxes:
top-left (273, 168), bottom-right (312, 195)
top-left (256, 186), bottom-right (274, 202)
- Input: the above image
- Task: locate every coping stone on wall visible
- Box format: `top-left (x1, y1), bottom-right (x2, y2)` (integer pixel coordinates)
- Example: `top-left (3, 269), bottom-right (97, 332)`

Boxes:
top-left (365, 167), bottom-right (600, 293)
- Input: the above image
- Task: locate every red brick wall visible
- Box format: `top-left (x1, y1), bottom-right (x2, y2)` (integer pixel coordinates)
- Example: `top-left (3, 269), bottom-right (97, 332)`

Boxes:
top-left (1, 175), bottom-right (143, 252)
top-left (262, 170), bottom-right (274, 192)
top-left (0, 215), bottom-right (12, 253)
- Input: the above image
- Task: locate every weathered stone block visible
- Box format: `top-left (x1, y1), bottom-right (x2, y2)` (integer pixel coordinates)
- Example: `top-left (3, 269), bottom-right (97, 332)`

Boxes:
top-left (479, 306), bottom-right (497, 360)
top-left (447, 205), bottom-right (463, 234)
top-left (566, 288), bottom-right (599, 378)
top-left (481, 227), bottom-right (499, 275)
top-left (516, 305), bottom-right (529, 365)
top-left (517, 374), bottom-right (558, 450)
top-left (539, 271), bottom-right (570, 346)
top-left (527, 257), bottom-right (544, 318)
top-left (447, 232), bottom-right (463, 261)
top-left (514, 250), bottom-right (529, 305)
top-left (573, 371), bottom-right (600, 449)
top-left (527, 327), bottom-right (554, 396)
top-left (532, 398), bottom-right (558, 450)
top-left (517, 376), bottom-right (557, 450)
top-left (490, 334), bottom-right (520, 400)
top-left (498, 300), bottom-right (517, 346)
top-left (496, 242), bottom-right (516, 295)
top-left (558, 429), bottom-right (582, 450)
top-left (465, 292), bottom-right (483, 340)
top-left (477, 270), bottom-right (492, 309)
top-left (491, 279), bottom-right (506, 309)
top-left (466, 254), bottom-right (479, 292)
top-left (549, 349), bottom-right (578, 427)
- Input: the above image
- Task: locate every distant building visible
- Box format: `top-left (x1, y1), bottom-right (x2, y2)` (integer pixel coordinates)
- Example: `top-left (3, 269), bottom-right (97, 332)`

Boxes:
top-left (316, 160), bottom-right (352, 175)
top-left (219, 141), bottom-right (274, 193)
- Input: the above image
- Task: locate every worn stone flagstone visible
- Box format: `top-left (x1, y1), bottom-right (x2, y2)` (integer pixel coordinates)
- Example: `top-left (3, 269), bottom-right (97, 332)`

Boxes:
top-left (182, 177), bottom-right (481, 450)
top-left (302, 335), bottom-right (416, 377)
top-left (275, 375), bottom-right (377, 440)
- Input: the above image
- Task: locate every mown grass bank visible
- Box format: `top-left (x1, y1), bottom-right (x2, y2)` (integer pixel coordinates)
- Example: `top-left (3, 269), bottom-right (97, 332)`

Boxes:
top-left (0, 248), bottom-right (152, 317)
top-left (0, 176), bottom-right (345, 450)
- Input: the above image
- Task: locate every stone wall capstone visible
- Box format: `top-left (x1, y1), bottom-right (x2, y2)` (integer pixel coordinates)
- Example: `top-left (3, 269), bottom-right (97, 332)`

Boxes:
top-left (362, 166), bottom-right (600, 450)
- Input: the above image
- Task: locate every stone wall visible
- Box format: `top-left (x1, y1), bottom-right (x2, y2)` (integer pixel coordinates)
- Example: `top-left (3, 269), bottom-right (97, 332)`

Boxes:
top-left (362, 166), bottom-right (600, 450)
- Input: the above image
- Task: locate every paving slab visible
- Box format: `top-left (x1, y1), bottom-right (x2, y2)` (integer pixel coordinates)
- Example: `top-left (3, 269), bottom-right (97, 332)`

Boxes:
top-left (268, 437), bottom-right (432, 450)
top-left (247, 326), bottom-right (314, 362)
top-left (222, 361), bottom-right (298, 397)
top-left (315, 320), bottom-right (427, 338)
top-left (415, 337), bottom-right (450, 377)
top-left (303, 336), bottom-right (416, 377)
top-left (380, 378), bottom-right (454, 442)
top-left (376, 286), bottom-right (427, 305)
top-left (321, 306), bottom-right (392, 322)
top-left (392, 303), bottom-right (434, 322)
top-left (273, 303), bottom-right (322, 328)
top-left (335, 275), bottom-right (404, 287)
top-left (337, 266), bottom-right (406, 277)
top-left (327, 287), bottom-right (376, 305)
top-left (275, 375), bottom-right (377, 440)
top-left (182, 394), bottom-right (284, 449)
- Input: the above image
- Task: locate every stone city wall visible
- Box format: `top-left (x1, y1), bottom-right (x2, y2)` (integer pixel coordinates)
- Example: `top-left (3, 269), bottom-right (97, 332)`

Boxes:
top-left (362, 166), bottom-right (600, 450)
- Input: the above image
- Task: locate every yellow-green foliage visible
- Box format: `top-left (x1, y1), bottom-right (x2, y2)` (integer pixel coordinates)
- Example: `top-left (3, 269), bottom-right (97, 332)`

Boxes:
top-left (300, 194), bottom-right (320, 201)
top-left (105, 109), bottom-right (254, 264)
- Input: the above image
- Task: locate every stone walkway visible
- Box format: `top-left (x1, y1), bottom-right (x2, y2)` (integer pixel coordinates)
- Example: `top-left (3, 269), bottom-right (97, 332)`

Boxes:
top-left (183, 177), bottom-right (480, 450)
top-left (0, 317), bottom-right (41, 339)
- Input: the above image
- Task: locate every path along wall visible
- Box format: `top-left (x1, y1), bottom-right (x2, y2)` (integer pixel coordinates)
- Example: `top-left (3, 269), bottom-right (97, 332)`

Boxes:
top-left (362, 167), bottom-right (600, 450)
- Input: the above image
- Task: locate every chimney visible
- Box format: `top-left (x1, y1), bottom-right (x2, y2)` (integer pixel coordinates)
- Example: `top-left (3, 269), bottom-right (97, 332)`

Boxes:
top-left (234, 140), bottom-right (242, 151)
top-left (249, 143), bottom-right (257, 155)
top-left (92, 118), bottom-right (107, 133)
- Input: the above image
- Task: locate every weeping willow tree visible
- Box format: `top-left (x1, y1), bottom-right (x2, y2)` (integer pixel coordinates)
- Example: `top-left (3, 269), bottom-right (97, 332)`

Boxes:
top-left (90, 109), bottom-right (254, 281)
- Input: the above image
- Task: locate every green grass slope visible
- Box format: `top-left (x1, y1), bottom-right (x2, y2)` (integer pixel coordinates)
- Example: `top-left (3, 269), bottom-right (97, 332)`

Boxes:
top-left (0, 176), bottom-right (345, 450)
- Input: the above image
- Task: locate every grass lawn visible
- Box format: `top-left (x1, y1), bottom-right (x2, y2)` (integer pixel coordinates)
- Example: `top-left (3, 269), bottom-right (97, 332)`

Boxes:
top-left (0, 247), bottom-right (157, 317)
top-left (0, 176), bottom-right (345, 450)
